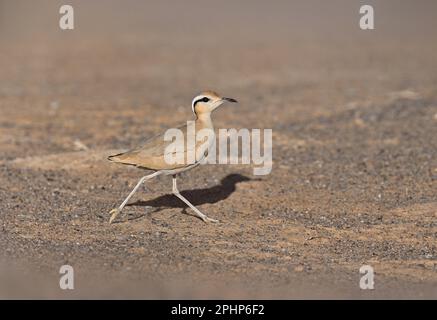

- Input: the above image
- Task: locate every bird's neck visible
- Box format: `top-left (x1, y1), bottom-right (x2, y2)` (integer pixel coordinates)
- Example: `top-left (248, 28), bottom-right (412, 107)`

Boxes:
top-left (196, 112), bottom-right (213, 129)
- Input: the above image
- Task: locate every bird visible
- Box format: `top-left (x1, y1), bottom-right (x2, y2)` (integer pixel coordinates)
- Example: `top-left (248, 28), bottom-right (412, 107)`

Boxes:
top-left (107, 91), bottom-right (238, 224)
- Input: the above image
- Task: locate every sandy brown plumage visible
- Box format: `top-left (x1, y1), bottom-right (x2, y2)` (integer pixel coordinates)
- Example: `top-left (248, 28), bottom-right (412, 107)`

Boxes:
top-left (107, 91), bottom-right (237, 224)
top-left (108, 120), bottom-right (211, 171)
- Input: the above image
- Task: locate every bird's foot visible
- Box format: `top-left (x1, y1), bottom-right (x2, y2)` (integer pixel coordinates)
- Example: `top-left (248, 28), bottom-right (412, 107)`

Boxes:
top-left (202, 216), bottom-right (219, 223)
top-left (109, 208), bottom-right (121, 224)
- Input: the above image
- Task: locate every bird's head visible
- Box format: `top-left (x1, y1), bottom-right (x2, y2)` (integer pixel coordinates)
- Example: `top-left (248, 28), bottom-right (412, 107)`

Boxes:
top-left (191, 90), bottom-right (237, 116)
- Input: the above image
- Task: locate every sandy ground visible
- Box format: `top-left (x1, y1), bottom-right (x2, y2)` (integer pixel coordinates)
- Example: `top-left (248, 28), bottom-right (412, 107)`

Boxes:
top-left (0, 0), bottom-right (436, 298)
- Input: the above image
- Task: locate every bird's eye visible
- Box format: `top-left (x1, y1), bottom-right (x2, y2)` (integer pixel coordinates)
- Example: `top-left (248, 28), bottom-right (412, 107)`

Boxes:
top-left (193, 96), bottom-right (211, 109)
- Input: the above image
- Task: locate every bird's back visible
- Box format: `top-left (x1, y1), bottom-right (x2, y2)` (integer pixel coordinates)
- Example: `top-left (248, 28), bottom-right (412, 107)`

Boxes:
top-left (108, 121), bottom-right (213, 171)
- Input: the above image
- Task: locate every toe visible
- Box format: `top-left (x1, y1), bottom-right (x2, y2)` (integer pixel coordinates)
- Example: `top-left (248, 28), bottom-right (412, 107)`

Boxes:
top-left (109, 208), bottom-right (120, 224)
top-left (206, 217), bottom-right (219, 223)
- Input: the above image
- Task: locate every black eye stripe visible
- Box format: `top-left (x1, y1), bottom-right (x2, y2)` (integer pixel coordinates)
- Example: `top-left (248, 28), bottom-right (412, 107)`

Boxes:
top-left (193, 97), bottom-right (210, 107)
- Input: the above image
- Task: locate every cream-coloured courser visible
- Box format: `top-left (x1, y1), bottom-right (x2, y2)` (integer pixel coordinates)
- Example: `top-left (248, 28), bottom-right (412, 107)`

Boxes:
top-left (108, 91), bottom-right (237, 223)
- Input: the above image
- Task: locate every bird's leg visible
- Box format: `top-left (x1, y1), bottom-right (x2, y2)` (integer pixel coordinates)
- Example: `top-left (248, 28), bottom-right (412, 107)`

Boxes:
top-left (109, 171), bottom-right (161, 223)
top-left (172, 175), bottom-right (219, 223)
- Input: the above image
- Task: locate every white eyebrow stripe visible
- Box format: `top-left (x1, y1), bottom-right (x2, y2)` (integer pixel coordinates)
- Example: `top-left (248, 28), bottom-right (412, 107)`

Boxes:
top-left (191, 95), bottom-right (206, 114)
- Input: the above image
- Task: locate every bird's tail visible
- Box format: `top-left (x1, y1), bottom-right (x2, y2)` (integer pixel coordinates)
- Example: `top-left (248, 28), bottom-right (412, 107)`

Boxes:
top-left (107, 152), bottom-right (124, 163)
top-left (107, 151), bottom-right (138, 167)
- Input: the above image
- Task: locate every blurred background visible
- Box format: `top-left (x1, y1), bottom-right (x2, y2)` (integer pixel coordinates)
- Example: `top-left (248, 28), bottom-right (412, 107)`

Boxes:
top-left (0, 0), bottom-right (436, 298)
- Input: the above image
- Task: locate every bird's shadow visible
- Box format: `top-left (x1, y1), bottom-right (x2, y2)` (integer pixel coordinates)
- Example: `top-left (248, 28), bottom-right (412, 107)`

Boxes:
top-left (125, 173), bottom-right (255, 221)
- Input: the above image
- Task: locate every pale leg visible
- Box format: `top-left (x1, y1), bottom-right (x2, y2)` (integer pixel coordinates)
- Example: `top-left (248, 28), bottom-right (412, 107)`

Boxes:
top-left (172, 175), bottom-right (219, 223)
top-left (109, 171), bottom-right (161, 223)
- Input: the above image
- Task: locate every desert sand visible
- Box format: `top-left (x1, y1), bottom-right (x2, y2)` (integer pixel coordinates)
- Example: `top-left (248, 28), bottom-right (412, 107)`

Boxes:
top-left (0, 0), bottom-right (436, 298)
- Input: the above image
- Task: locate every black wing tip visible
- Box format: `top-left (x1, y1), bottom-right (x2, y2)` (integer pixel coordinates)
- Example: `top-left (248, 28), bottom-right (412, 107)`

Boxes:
top-left (108, 153), bottom-right (123, 161)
